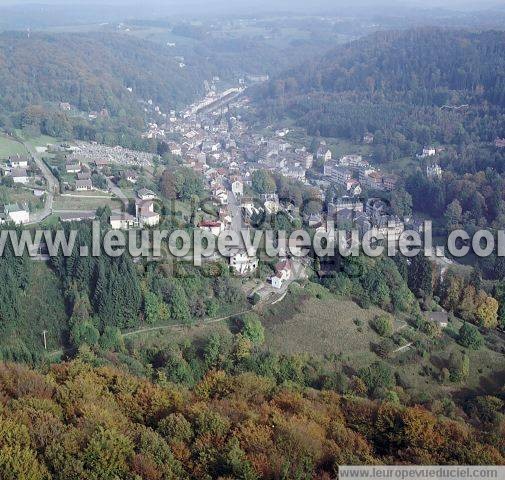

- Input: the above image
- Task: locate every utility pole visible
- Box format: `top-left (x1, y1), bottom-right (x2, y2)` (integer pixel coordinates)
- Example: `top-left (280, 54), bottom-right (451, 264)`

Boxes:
top-left (42, 330), bottom-right (47, 350)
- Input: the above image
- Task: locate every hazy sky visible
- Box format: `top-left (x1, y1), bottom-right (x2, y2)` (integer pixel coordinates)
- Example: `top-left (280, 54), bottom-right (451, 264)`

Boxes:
top-left (0, 0), bottom-right (504, 25)
top-left (0, 0), bottom-right (503, 7)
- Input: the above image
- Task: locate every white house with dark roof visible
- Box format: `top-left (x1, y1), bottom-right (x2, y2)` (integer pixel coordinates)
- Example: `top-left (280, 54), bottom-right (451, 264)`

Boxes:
top-left (75, 179), bottom-right (93, 191)
top-left (230, 248), bottom-right (258, 276)
top-left (11, 167), bottom-right (29, 184)
top-left (137, 188), bottom-right (157, 201)
top-left (0, 203), bottom-right (29, 224)
top-left (110, 212), bottom-right (139, 230)
top-left (9, 154), bottom-right (29, 168)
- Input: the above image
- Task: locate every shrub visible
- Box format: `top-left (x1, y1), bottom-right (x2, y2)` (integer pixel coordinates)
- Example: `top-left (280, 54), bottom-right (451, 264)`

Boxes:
top-left (458, 323), bottom-right (484, 350)
top-left (371, 315), bottom-right (394, 337)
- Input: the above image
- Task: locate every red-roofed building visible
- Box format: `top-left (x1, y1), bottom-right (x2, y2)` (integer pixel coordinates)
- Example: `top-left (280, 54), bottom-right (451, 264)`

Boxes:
top-left (198, 220), bottom-right (224, 236)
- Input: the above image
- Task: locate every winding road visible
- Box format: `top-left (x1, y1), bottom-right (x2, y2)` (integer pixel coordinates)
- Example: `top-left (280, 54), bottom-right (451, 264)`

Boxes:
top-left (24, 142), bottom-right (59, 224)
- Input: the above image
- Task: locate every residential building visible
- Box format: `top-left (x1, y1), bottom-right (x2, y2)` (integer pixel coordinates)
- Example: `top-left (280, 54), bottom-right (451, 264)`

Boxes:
top-left (125, 171), bottom-right (138, 184)
top-left (339, 155), bottom-right (366, 169)
top-left (346, 179), bottom-right (362, 196)
top-left (11, 167), bottom-right (29, 184)
top-left (9, 155), bottom-right (29, 168)
top-left (329, 197), bottom-right (364, 215)
top-left (271, 259), bottom-right (293, 289)
top-left (66, 163), bottom-right (81, 174)
top-left (363, 133), bottom-right (374, 144)
top-left (331, 166), bottom-right (353, 186)
top-left (230, 248), bottom-right (258, 276)
top-left (381, 174), bottom-right (398, 191)
top-left (110, 213), bottom-right (139, 230)
top-left (231, 179), bottom-right (244, 196)
top-left (198, 220), bottom-right (224, 236)
top-left (360, 170), bottom-right (383, 190)
top-left (317, 145), bottom-right (332, 162)
top-left (75, 179), bottom-right (93, 191)
top-left (168, 142), bottom-right (182, 156)
top-left (59, 212), bottom-right (96, 222)
top-left (136, 199), bottom-right (160, 227)
top-left (137, 188), bottom-right (157, 201)
top-left (76, 172), bottom-right (91, 181)
top-left (420, 147), bottom-right (437, 158)
top-left (93, 158), bottom-right (108, 170)
top-left (0, 203), bottom-right (29, 224)
top-left (427, 164), bottom-right (443, 179)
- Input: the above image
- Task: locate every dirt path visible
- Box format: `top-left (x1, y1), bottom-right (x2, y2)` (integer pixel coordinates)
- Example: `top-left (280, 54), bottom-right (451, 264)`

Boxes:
top-left (48, 288), bottom-right (290, 359)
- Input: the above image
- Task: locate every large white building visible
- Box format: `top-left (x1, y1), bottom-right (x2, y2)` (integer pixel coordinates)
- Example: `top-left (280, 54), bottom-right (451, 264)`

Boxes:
top-left (0, 203), bottom-right (30, 225)
top-left (11, 167), bottom-right (29, 184)
top-left (230, 248), bottom-right (258, 276)
top-left (9, 155), bottom-right (29, 168)
top-left (231, 179), bottom-right (244, 196)
top-left (110, 213), bottom-right (139, 230)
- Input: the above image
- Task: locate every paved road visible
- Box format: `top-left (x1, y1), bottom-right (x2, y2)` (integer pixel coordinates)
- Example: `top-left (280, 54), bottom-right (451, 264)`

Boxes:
top-left (227, 191), bottom-right (242, 233)
top-left (24, 142), bottom-right (59, 224)
top-left (106, 178), bottom-right (129, 208)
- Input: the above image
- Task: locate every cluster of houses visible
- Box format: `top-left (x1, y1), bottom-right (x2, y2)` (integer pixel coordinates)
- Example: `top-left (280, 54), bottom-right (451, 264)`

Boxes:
top-left (109, 188), bottom-right (160, 229)
top-left (65, 158), bottom-right (94, 192)
top-left (323, 153), bottom-right (398, 194)
top-left (325, 196), bottom-right (407, 243)
top-left (0, 154), bottom-right (31, 184)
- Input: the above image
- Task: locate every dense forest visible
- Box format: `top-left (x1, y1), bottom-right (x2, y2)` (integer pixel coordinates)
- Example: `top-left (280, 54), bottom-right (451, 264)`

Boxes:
top-left (0, 31), bottom-right (211, 147)
top-left (0, 31), bottom-right (207, 114)
top-left (256, 28), bottom-right (505, 147)
top-left (0, 360), bottom-right (502, 479)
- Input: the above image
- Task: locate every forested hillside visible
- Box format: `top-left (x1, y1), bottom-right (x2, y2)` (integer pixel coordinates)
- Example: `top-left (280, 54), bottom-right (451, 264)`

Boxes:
top-left (256, 28), bottom-right (505, 144)
top-left (0, 31), bottom-right (207, 124)
top-left (0, 361), bottom-right (502, 479)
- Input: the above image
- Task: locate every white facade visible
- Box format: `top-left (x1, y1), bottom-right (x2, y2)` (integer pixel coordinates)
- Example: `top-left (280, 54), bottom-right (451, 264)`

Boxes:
top-left (198, 221), bottom-right (224, 236)
top-left (10, 158), bottom-right (28, 168)
top-left (231, 180), bottom-right (244, 196)
top-left (421, 147), bottom-right (436, 157)
top-left (230, 250), bottom-right (258, 275)
top-left (110, 213), bottom-right (139, 230)
top-left (427, 164), bottom-right (442, 179)
top-left (8, 208), bottom-right (29, 224)
top-left (136, 199), bottom-right (160, 227)
top-left (2, 204), bottom-right (29, 225)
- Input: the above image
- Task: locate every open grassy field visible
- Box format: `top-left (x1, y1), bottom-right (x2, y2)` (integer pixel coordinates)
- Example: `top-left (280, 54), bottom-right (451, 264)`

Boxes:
top-left (380, 155), bottom-right (418, 174)
top-left (263, 293), bottom-right (389, 364)
top-left (53, 194), bottom-right (122, 211)
top-left (0, 134), bottom-right (27, 158)
top-left (0, 186), bottom-right (44, 209)
top-left (262, 287), bottom-right (505, 402)
top-left (394, 317), bottom-right (505, 398)
top-left (327, 137), bottom-right (373, 159)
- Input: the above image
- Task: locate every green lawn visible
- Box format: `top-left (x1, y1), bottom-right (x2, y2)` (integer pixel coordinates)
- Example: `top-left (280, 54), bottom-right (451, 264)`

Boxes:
top-left (0, 185), bottom-right (43, 209)
top-left (53, 194), bottom-right (122, 211)
top-left (262, 287), bottom-right (505, 402)
top-left (263, 293), bottom-right (387, 363)
top-left (14, 130), bottom-right (59, 149)
top-left (328, 137), bottom-right (373, 159)
top-left (0, 134), bottom-right (27, 159)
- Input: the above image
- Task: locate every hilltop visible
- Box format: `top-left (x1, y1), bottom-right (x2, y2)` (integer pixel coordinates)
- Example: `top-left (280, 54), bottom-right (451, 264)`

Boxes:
top-left (0, 31), bottom-right (208, 117)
